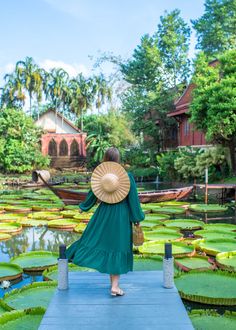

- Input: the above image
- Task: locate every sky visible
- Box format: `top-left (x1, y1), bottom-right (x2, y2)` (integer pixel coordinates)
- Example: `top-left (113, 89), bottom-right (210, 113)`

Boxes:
top-left (0, 0), bottom-right (205, 81)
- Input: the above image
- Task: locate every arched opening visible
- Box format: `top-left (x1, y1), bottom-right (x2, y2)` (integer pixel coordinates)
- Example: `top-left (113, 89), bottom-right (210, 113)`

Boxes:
top-left (59, 139), bottom-right (68, 156)
top-left (48, 139), bottom-right (57, 156)
top-left (70, 139), bottom-right (80, 157)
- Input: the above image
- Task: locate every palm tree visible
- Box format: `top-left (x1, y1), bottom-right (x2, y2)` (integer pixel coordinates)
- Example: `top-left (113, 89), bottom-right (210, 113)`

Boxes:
top-left (69, 74), bottom-right (95, 131)
top-left (93, 74), bottom-right (112, 113)
top-left (1, 73), bottom-right (26, 108)
top-left (15, 57), bottom-right (43, 116)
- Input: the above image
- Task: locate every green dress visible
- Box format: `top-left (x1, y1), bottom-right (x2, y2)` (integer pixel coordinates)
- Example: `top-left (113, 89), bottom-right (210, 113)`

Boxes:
top-left (66, 172), bottom-right (145, 274)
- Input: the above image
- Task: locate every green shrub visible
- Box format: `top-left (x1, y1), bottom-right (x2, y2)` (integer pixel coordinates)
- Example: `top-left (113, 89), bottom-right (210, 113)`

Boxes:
top-left (0, 108), bottom-right (49, 173)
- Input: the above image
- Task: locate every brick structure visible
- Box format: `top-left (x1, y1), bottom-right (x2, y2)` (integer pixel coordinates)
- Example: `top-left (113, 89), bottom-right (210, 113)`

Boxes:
top-left (35, 109), bottom-right (86, 168)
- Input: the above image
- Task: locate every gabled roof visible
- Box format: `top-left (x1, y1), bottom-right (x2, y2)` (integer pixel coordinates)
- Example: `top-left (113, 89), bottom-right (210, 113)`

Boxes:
top-left (37, 109), bottom-right (81, 133)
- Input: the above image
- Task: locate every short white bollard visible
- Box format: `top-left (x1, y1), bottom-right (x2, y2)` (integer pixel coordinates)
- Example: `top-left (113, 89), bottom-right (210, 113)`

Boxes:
top-left (58, 244), bottom-right (68, 290)
top-left (163, 243), bottom-right (174, 289)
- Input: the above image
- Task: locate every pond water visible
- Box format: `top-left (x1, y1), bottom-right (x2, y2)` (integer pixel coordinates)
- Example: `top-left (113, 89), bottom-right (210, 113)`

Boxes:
top-left (0, 183), bottom-right (236, 315)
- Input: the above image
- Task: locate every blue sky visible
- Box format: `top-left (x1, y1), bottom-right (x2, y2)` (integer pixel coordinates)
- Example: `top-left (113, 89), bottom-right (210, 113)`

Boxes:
top-left (0, 0), bottom-right (205, 80)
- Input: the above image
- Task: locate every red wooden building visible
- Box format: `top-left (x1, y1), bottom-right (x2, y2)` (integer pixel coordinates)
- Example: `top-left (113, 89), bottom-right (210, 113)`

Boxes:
top-left (167, 84), bottom-right (207, 147)
top-left (35, 109), bottom-right (86, 168)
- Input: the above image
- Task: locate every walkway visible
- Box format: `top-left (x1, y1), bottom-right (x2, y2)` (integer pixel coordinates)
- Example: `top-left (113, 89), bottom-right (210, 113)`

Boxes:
top-left (39, 271), bottom-right (193, 330)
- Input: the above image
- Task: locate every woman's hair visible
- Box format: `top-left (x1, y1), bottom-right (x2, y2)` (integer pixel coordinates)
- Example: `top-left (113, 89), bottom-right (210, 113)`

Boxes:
top-left (103, 147), bottom-right (120, 163)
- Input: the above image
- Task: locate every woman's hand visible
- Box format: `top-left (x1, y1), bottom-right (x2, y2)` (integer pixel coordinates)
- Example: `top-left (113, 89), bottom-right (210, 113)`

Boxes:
top-left (79, 208), bottom-right (83, 214)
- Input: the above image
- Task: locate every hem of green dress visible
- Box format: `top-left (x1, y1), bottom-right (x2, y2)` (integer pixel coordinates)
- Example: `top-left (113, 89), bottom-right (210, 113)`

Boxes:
top-left (66, 241), bottom-right (133, 275)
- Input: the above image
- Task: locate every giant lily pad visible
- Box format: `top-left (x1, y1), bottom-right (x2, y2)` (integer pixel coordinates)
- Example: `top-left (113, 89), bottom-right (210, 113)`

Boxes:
top-left (0, 233), bottom-right (11, 241)
top-left (144, 214), bottom-right (170, 221)
top-left (133, 255), bottom-right (163, 271)
top-left (157, 207), bottom-right (186, 215)
top-left (43, 263), bottom-right (94, 281)
top-left (0, 213), bottom-right (25, 222)
top-left (74, 223), bottom-right (87, 233)
top-left (28, 212), bottom-right (63, 220)
top-left (48, 219), bottom-right (79, 229)
top-left (60, 210), bottom-right (80, 218)
top-left (141, 221), bottom-right (163, 230)
top-left (174, 256), bottom-right (213, 271)
top-left (0, 223), bottom-right (22, 233)
top-left (32, 204), bottom-right (63, 212)
top-left (0, 307), bottom-right (45, 330)
top-left (175, 270), bottom-right (236, 305)
top-left (10, 251), bottom-right (58, 271)
top-left (73, 213), bottom-right (93, 220)
top-left (194, 229), bottom-right (236, 240)
top-left (144, 228), bottom-right (182, 242)
top-left (157, 201), bottom-right (190, 207)
top-left (3, 206), bottom-right (32, 213)
top-left (189, 310), bottom-right (236, 330)
top-left (196, 238), bottom-right (236, 256)
top-left (138, 241), bottom-right (195, 256)
top-left (189, 204), bottom-right (228, 213)
top-left (18, 219), bottom-right (48, 227)
top-left (163, 219), bottom-right (203, 230)
top-left (216, 252), bottom-right (236, 272)
top-left (2, 281), bottom-right (57, 309)
top-left (0, 262), bottom-right (23, 281)
top-left (203, 223), bottom-right (236, 232)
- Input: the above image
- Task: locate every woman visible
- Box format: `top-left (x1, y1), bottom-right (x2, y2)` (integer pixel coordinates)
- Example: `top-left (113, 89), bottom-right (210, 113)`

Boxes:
top-left (66, 147), bottom-right (145, 296)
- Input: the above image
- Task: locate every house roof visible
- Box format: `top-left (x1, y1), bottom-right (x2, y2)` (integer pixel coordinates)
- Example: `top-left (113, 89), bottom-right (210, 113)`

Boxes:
top-left (37, 109), bottom-right (81, 133)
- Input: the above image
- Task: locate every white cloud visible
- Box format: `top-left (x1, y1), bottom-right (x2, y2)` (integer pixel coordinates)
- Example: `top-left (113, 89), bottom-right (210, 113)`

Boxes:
top-left (40, 59), bottom-right (89, 77)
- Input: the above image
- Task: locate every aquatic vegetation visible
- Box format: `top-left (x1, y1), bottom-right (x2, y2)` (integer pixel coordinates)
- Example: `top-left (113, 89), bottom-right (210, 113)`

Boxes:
top-left (189, 310), bottom-right (236, 330)
top-left (189, 204), bottom-right (228, 213)
top-left (216, 252), bottom-right (236, 272)
top-left (175, 270), bottom-right (236, 305)
top-left (174, 256), bottom-right (214, 271)
top-left (10, 251), bottom-right (58, 271)
top-left (48, 219), bottom-right (79, 229)
top-left (195, 238), bottom-right (236, 256)
top-left (0, 233), bottom-right (11, 241)
top-left (157, 207), bottom-right (186, 215)
top-left (43, 263), bottom-right (94, 281)
top-left (28, 212), bottom-right (63, 220)
top-left (0, 263), bottom-right (23, 281)
top-left (138, 241), bottom-right (195, 256)
top-left (0, 223), bottom-right (22, 233)
top-left (144, 228), bottom-right (182, 242)
top-left (163, 219), bottom-right (203, 230)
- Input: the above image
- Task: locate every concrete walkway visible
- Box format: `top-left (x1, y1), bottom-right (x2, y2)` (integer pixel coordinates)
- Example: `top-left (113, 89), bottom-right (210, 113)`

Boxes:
top-left (39, 271), bottom-right (193, 330)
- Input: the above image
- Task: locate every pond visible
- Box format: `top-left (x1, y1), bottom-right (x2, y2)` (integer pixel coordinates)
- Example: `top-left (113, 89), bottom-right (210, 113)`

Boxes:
top-left (0, 183), bottom-right (236, 327)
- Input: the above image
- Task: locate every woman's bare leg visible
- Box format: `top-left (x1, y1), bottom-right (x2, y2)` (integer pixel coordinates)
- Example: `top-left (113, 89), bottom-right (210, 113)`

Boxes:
top-left (110, 275), bottom-right (120, 291)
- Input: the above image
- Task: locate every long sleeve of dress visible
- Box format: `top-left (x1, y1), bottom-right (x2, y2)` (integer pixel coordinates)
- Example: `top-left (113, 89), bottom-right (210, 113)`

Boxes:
top-left (127, 173), bottom-right (145, 223)
top-left (79, 189), bottom-right (97, 212)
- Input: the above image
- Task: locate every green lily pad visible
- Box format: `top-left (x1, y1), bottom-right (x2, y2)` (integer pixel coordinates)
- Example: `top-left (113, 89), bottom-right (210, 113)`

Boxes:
top-left (74, 223), bottom-right (87, 233)
top-left (28, 212), bottom-right (63, 220)
top-left (138, 241), bottom-right (194, 256)
top-left (0, 223), bottom-right (22, 233)
top-left (157, 201), bottom-right (190, 207)
top-left (0, 262), bottom-right (23, 281)
top-left (32, 205), bottom-right (63, 211)
top-left (174, 256), bottom-right (213, 271)
top-left (216, 251), bottom-right (236, 272)
top-left (18, 219), bottom-right (48, 227)
top-left (141, 203), bottom-right (160, 210)
top-left (43, 263), bottom-right (94, 281)
top-left (141, 221), bottom-right (163, 229)
top-left (175, 270), bottom-right (236, 305)
top-left (3, 206), bottom-right (32, 213)
top-left (2, 281), bottom-right (57, 309)
top-left (0, 307), bottom-right (45, 330)
top-left (189, 204), bottom-right (228, 213)
top-left (10, 251), bottom-right (58, 271)
top-left (194, 229), bottom-right (236, 240)
top-left (0, 213), bottom-right (25, 222)
top-left (189, 310), bottom-right (236, 330)
top-left (1, 195), bottom-right (22, 200)
top-left (48, 219), bottom-right (79, 229)
top-left (203, 223), bottom-right (236, 232)
top-left (144, 228), bottom-right (182, 242)
top-left (0, 233), bottom-right (11, 241)
top-left (163, 219), bottom-right (203, 230)
top-left (144, 214), bottom-right (170, 221)
top-left (196, 238), bottom-right (236, 256)
top-left (133, 255), bottom-right (163, 271)
top-left (157, 207), bottom-right (186, 215)
top-left (60, 210), bottom-right (80, 218)
top-left (73, 213), bottom-right (93, 220)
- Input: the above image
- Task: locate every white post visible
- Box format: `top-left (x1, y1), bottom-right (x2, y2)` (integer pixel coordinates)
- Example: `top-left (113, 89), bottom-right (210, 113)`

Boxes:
top-left (163, 243), bottom-right (174, 289)
top-left (58, 244), bottom-right (68, 290)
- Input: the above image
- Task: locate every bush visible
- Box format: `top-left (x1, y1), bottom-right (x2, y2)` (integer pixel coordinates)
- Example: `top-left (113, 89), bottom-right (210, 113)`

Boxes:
top-left (156, 151), bottom-right (180, 181)
top-left (0, 108), bottom-right (49, 173)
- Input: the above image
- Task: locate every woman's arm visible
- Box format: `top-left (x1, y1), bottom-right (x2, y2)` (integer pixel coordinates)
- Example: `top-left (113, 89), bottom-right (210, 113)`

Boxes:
top-left (127, 173), bottom-right (145, 223)
top-left (79, 189), bottom-right (97, 212)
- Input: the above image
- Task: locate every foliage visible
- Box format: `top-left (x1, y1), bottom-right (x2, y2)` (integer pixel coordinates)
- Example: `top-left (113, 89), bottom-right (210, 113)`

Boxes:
top-left (120, 10), bottom-right (191, 155)
top-left (156, 151), bottom-right (180, 181)
top-left (0, 108), bottom-right (49, 173)
top-left (192, 0), bottom-right (236, 56)
top-left (190, 50), bottom-right (236, 172)
top-left (84, 112), bottom-right (135, 167)
top-left (128, 166), bottom-right (158, 179)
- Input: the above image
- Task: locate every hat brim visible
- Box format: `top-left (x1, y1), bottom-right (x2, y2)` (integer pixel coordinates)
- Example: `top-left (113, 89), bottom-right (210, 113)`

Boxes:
top-left (91, 162), bottom-right (130, 204)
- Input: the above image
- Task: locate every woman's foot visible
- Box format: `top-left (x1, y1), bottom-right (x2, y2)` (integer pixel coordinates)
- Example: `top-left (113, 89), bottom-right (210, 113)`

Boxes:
top-left (110, 287), bottom-right (125, 296)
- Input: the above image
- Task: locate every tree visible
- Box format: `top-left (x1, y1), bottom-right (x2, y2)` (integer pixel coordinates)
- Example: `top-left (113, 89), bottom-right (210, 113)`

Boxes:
top-left (192, 0), bottom-right (236, 57)
top-left (0, 108), bottom-right (49, 173)
top-left (190, 50), bottom-right (236, 172)
top-left (15, 57), bottom-right (43, 115)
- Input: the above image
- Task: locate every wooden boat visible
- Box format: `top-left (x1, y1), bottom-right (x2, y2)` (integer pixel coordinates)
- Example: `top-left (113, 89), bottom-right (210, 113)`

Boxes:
top-left (41, 177), bottom-right (193, 205)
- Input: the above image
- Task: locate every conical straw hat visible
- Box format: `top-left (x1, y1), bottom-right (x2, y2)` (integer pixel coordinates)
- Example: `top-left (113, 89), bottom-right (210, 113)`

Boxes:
top-left (91, 161), bottom-right (130, 204)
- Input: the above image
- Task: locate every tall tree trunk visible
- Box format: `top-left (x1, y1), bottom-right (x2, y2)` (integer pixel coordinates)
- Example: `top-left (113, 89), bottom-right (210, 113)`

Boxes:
top-left (81, 109), bottom-right (84, 132)
top-left (229, 140), bottom-right (236, 174)
top-left (29, 92), bottom-right (32, 117)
